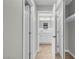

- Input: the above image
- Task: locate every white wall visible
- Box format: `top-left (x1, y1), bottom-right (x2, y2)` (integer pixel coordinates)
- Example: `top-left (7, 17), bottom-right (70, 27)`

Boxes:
top-left (65, 19), bottom-right (75, 57)
top-left (65, 0), bottom-right (75, 57)
top-left (3, 0), bottom-right (22, 59)
top-left (37, 6), bottom-right (53, 11)
top-left (68, 20), bottom-right (75, 56)
top-left (65, 22), bottom-right (69, 50)
top-left (35, 10), bottom-right (38, 59)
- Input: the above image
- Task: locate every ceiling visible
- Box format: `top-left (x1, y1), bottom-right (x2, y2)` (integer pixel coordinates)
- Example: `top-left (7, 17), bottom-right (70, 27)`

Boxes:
top-left (34, 0), bottom-right (54, 6)
top-left (33, 0), bottom-right (72, 11)
top-left (34, 0), bottom-right (72, 6)
top-left (26, 0), bottom-right (72, 6)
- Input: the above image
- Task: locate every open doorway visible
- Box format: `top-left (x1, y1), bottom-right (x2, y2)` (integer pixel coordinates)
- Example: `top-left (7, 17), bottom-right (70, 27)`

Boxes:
top-left (23, 0), bottom-right (75, 59)
top-left (34, 0), bottom-right (65, 59)
top-left (37, 11), bottom-right (55, 59)
top-left (23, 0), bottom-right (65, 59)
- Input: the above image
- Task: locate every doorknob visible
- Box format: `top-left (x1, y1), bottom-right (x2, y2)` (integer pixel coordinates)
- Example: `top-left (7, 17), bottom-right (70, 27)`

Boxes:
top-left (53, 36), bottom-right (56, 38)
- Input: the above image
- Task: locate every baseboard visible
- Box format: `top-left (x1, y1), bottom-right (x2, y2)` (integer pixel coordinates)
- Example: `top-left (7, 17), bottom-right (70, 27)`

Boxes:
top-left (33, 49), bottom-right (39, 59)
top-left (65, 50), bottom-right (70, 53)
top-left (65, 50), bottom-right (75, 58)
top-left (40, 42), bottom-right (51, 45)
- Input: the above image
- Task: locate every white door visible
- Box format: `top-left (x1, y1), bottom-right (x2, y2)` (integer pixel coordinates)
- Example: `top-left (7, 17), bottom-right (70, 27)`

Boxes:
top-left (55, 0), bottom-right (64, 59)
top-left (52, 0), bottom-right (64, 59)
top-left (23, 5), bottom-right (30, 59)
top-left (51, 4), bottom-right (56, 59)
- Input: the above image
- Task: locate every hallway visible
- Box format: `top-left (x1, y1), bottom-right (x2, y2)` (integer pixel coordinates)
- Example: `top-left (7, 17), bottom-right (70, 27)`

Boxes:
top-left (35, 44), bottom-right (74, 59)
top-left (35, 44), bottom-right (61, 59)
top-left (3, 0), bottom-right (75, 59)
top-left (35, 44), bottom-right (52, 59)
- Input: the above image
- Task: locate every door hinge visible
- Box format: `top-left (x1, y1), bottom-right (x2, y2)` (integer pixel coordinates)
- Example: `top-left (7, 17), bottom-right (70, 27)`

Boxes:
top-left (29, 32), bottom-right (31, 34)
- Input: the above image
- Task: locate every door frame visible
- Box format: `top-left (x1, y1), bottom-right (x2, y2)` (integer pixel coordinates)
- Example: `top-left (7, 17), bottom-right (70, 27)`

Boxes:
top-left (63, 0), bottom-right (65, 59)
top-left (22, 0), bottom-right (32, 59)
top-left (37, 11), bottom-right (56, 59)
top-left (37, 11), bottom-right (53, 45)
